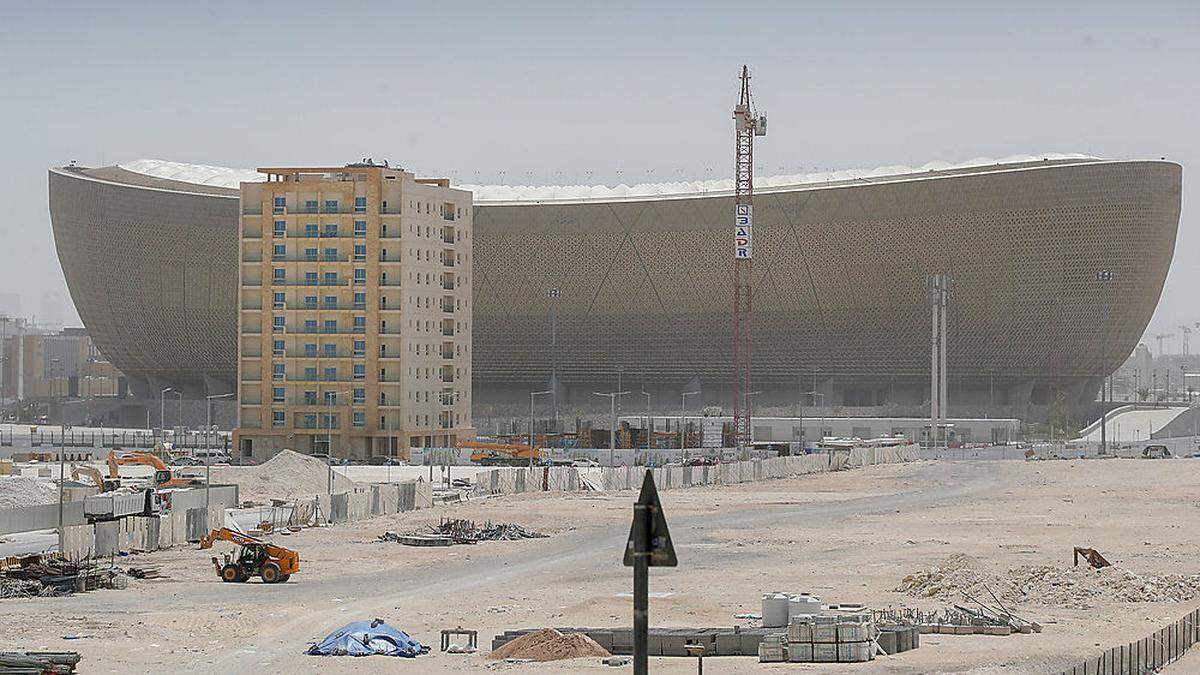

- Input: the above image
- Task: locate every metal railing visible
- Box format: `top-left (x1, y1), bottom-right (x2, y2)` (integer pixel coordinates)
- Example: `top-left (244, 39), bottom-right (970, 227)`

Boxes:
top-left (1060, 608), bottom-right (1200, 674)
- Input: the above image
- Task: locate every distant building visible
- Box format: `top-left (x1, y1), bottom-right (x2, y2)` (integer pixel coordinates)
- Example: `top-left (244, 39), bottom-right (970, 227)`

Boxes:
top-left (0, 323), bottom-right (124, 401)
top-left (233, 164), bottom-right (474, 460)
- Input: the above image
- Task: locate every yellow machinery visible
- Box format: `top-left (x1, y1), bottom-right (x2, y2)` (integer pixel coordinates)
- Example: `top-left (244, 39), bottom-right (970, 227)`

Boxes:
top-left (106, 450), bottom-right (201, 489)
top-left (199, 528), bottom-right (299, 584)
top-left (461, 440), bottom-right (541, 466)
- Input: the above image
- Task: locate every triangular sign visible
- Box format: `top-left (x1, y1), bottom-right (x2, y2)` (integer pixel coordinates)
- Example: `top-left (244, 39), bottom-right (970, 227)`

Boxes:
top-left (623, 470), bottom-right (678, 567)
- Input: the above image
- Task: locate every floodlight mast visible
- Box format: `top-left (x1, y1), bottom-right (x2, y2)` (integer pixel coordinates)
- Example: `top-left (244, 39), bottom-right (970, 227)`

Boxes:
top-left (732, 65), bottom-right (766, 451)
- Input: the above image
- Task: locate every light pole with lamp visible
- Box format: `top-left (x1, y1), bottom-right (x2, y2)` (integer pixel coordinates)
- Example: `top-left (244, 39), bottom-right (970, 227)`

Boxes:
top-left (204, 392), bottom-right (235, 510)
top-left (640, 391), bottom-right (651, 460)
top-left (594, 390), bottom-right (629, 469)
top-left (1097, 270), bottom-right (1114, 455)
top-left (56, 399), bottom-right (87, 555)
top-left (680, 390), bottom-right (700, 454)
top-left (159, 387), bottom-right (174, 442)
top-left (529, 389), bottom-right (552, 469)
top-left (325, 389), bottom-right (352, 494)
top-left (547, 288), bottom-right (560, 432)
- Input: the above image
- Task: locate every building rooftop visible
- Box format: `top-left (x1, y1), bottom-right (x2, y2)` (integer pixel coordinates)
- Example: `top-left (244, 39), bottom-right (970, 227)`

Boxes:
top-left (53, 153), bottom-right (1122, 204)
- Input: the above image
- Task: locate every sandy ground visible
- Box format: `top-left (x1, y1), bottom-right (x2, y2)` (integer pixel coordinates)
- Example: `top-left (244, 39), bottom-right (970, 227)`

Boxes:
top-left (5, 458), bottom-right (1200, 674)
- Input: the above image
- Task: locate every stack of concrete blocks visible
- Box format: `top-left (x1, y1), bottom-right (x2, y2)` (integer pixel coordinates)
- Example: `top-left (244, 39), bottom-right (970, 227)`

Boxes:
top-left (61, 523), bottom-right (96, 560)
top-left (758, 633), bottom-right (787, 663)
top-left (787, 613), bottom-right (875, 663)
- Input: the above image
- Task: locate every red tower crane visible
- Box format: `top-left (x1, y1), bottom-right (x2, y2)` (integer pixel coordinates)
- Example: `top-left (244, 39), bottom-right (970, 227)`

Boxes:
top-left (732, 66), bottom-right (767, 449)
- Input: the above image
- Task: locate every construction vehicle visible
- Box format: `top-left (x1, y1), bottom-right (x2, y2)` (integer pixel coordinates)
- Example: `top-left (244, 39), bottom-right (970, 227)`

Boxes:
top-left (70, 463), bottom-right (120, 491)
top-left (461, 440), bottom-right (541, 466)
top-left (107, 449), bottom-right (203, 489)
top-left (199, 527), bottom-right (299, 583)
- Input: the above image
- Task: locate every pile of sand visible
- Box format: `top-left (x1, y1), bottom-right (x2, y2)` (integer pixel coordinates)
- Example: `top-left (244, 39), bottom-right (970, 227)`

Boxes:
top-left (0, 476), bottom-right (60, 509)
top-left (489, 628), bottom-right (610, 662)
top-left (898, 553), bottom-right (1200, 609)
top-left (209, 450), bottom-right (358, 503)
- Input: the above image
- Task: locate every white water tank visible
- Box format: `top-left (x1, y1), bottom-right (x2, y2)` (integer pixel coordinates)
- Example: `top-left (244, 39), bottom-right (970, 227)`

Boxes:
top-left (788, 593), bottom-right (822, 619)
top-left (762, 592), bottom-right (791, 628)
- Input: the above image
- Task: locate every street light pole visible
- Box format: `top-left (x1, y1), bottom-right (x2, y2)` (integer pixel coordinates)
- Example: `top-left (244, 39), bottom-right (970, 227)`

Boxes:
top-left (529, 389), bottom-right (552, 469)
top-left (1097, 270), bottom-right (1113, 456)
top-left (159, 387), bottom-right (173, 442)
top-left (205, 392), bottom-right (235, 510)
top-left (680, 390), bottom-right (700, 454)
top-left (641, 391), bottom-right (651, 458)
top-left (594, 390), bottom-right (629, 469)
top-left (325, 390), bottom-right (350, 494)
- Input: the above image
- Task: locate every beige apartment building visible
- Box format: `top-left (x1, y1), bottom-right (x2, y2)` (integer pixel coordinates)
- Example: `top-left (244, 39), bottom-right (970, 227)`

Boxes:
top-left (234, 163), bottom-right (473, 461)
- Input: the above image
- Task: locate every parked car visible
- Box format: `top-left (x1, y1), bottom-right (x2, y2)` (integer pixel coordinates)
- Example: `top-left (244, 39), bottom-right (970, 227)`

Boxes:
top-left (570, 458), bottom-right (600, 468)
top-left (368, 456), bottom-right (406, 466)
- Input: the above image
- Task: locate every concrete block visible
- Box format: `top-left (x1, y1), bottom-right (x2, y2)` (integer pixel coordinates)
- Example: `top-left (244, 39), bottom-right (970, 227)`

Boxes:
top-left (838, 641), bottom-right (872, 662)
top-left (739, 632), bottom-right (765, 655)
top-left (715, 632), bottom-right (742, 656)
top-left (953, 625), bottom-right (973, 635)
top-left (837, 622), bottom-right (871, 642)
top-left (813, 642), bottom-right (838, 662)
top-left (788, 642), bottom-right (813, 662)
top-left (788, 622), bottom-right (812, 643)
top-left (658, 634), bottom-right (687, 657)
top-left (812, 623), bottom-right (838, 642)
top-left (877, 629), bottom-right (897, 655)
top-left (94, 519), bottom-right (119, 557)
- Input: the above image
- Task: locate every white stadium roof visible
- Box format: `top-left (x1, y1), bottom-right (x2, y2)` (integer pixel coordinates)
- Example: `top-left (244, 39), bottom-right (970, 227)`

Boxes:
top-left (118, 153), bottom-right (1099, 204)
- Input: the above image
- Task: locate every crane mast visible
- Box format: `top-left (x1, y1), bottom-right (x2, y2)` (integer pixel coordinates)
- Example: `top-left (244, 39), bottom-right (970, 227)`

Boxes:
top-left (732, 65), bottom-right (766, 449)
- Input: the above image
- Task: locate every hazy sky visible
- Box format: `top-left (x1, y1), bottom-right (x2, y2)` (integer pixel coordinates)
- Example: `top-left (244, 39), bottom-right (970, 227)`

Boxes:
top-left (1, 1), bottom-right (1195, 348)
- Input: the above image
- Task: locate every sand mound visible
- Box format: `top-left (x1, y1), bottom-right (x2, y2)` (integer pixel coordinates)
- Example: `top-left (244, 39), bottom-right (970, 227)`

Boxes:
top-left (209, 450), bottom-right (358, 503)
top-left (0, 476), bottom-right (60, 509)
top-left (898, 553), bottom-right (1200, 609)
top-left (489, 628), bottom-right (610, 662)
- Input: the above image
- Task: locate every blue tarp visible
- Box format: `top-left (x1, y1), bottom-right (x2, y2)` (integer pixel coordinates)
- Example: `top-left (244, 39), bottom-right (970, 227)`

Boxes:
top-left (306, 619), bottom-right (429, 657)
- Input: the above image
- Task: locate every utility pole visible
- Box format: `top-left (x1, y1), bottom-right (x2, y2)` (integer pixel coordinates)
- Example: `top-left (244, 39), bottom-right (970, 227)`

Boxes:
top-left (1181, 325), bottom-right (1192, 358)
top-left (680, 390), bottom-right (700, 453)
top-left (1098, 270), bottom-right (1113, 455)
top-left (594, 390), bottom-right (629, 469)
top-left (928, 275), bottom-right (950, 449)
top-left (529, 389), bottom-right (552, 469)
top-left (731, 65), bottom-right (767, 453)
top-left (547, 288), bottom-right (560, 432)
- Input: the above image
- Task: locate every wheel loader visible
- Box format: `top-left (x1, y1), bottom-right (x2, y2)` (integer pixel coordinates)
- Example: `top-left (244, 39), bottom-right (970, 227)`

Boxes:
top-left (199, 528), bottom-right (299, 584)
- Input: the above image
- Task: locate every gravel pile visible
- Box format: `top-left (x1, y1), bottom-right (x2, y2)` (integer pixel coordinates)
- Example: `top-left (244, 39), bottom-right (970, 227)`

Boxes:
top-left (0, 476), bottom-right (60, 509)
top-left (898, 553), bottom-right (1200, 609)
top-left (209, 450), bottom-right (357, 504)
top-left (489, 628), bottom-right (610, 662)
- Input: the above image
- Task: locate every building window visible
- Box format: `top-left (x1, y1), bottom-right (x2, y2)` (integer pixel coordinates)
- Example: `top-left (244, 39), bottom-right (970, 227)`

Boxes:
top-left (323, 343), bottom-right (337, 358)
top-left (304, 200), bottom-right (318, 214)
top-left (353, 268), bottom-right (366, 285)
top-left (353, 316), bottom-right (366, 333)
top-left (353, 340), bottom-right (365, 357)
top-left (304, 391), bottom-right (317, 405)
top-left (353, 292), bottom-right (366, 309)
top-left (301, 247), bottom-right (316, 261)
top-left (354, 220), bottom-right (367, 237)
top-left (353, 244), bottom-right (366, 261)
top-left (272, 196), bottom-right (286, 214)
top-left (272, 410), bottom-right (285, 427)
top-left (323, 295), bottom-right (337, 310)
top-left (273, 220), bottom-right (286, 237)
top-left (272, 316), bottom-right (285, 333)
top-left (323, 247), bottom-right (338, 261)
top-left (354, 196), bottom-right (367, 213)
top-left (272, 244), bottom-right (286, 260)
top-left (304, 343), bottom-right (317, 357)
top-left (272, 339), bottom-right (284, 356)
top-left (272, 292), bottom-right (285, 309)
top-left (353, 364), bottom-right (365, 380)
top-left (323, 319), bottom-right (337, 333)
top-left (321, 413), bottom-right (338, 429)
top-left (324, 391), bottom-right (337, 405)
top-left (304, 366), bottom-right (317, 380)
top-left (272, 363), bottom-right (285, 380)
top-left (303, 414), bottom-right (317, 429)
top-left (304, 319), bottom-right (317, 333)
top-left (272, 268), bottom-right (285, 284)
top-left (323, 271), bottom-right (338, 286)
top-left (305, 271), bottom-right (318, 285)
top-left (323, 366), bottom-right (337, 381)
top-left (353, 411), bottom-right (365, 427)
top-left (305, 223), bottom-right (319, 238)
top-left (353, 388), bottom-right (365, 404)
top-left (272, 387), bottom-right (285, 403)
top-left (305, 295), bottom-right (318, 310)
top-left (324, 199), bottom-right (338, 213)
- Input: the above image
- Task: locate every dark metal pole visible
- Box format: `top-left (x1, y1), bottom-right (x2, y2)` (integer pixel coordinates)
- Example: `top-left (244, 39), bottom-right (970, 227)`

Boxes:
top-left (632, 501), bottom-right (649, 675)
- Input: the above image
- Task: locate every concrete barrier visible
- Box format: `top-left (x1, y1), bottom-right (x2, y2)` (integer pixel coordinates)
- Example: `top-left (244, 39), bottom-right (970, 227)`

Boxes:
top-left (0, 500), bottom-right (86, 536)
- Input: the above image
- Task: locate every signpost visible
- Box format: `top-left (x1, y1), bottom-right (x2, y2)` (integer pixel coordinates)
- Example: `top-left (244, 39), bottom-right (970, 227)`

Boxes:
top-left (624, 470), bottom-right (677, 675)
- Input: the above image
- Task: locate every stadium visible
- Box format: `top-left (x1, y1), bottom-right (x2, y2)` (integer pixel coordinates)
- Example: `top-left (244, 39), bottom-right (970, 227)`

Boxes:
top-left (48, 154), bottom-right (1181, 418)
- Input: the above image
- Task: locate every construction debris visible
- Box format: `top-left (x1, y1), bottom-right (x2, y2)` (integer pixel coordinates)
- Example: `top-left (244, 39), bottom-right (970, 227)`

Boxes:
top-left (0, 555), bottom-right (123, 598)
top-left (124, 565), bottom-right (165, 580)
top-left (379, 519), bottom-right (547, 547)
top-left (898, 553), bottom-right (1200, 609)
top-left (0, 651), bottom-right (81, 674)
top-left (1073, 546), bottom-right (1112, 569)
top-left (488, 628), bottom-right (610, 662)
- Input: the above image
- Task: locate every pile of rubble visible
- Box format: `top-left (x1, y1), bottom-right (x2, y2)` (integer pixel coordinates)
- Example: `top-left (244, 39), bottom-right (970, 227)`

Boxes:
top-left (489, 628), bottom-right (610, 662)
top-left (898, 554), bottom-right (1200, 609)
top-left (379, 519), bottom-right (547, 547)
top-left (0, 554), bottom-right (124, 599)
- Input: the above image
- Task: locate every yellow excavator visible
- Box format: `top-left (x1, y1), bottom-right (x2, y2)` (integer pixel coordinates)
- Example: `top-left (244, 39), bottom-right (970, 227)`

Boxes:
top-left (70, 463), bottom-right (120, 491)
top-left (106, 449), bottom-right (202, 489)
top-left (199, 528), bottom-right (300, 584)
top-left (461, 440), bottom-right (541, 466)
